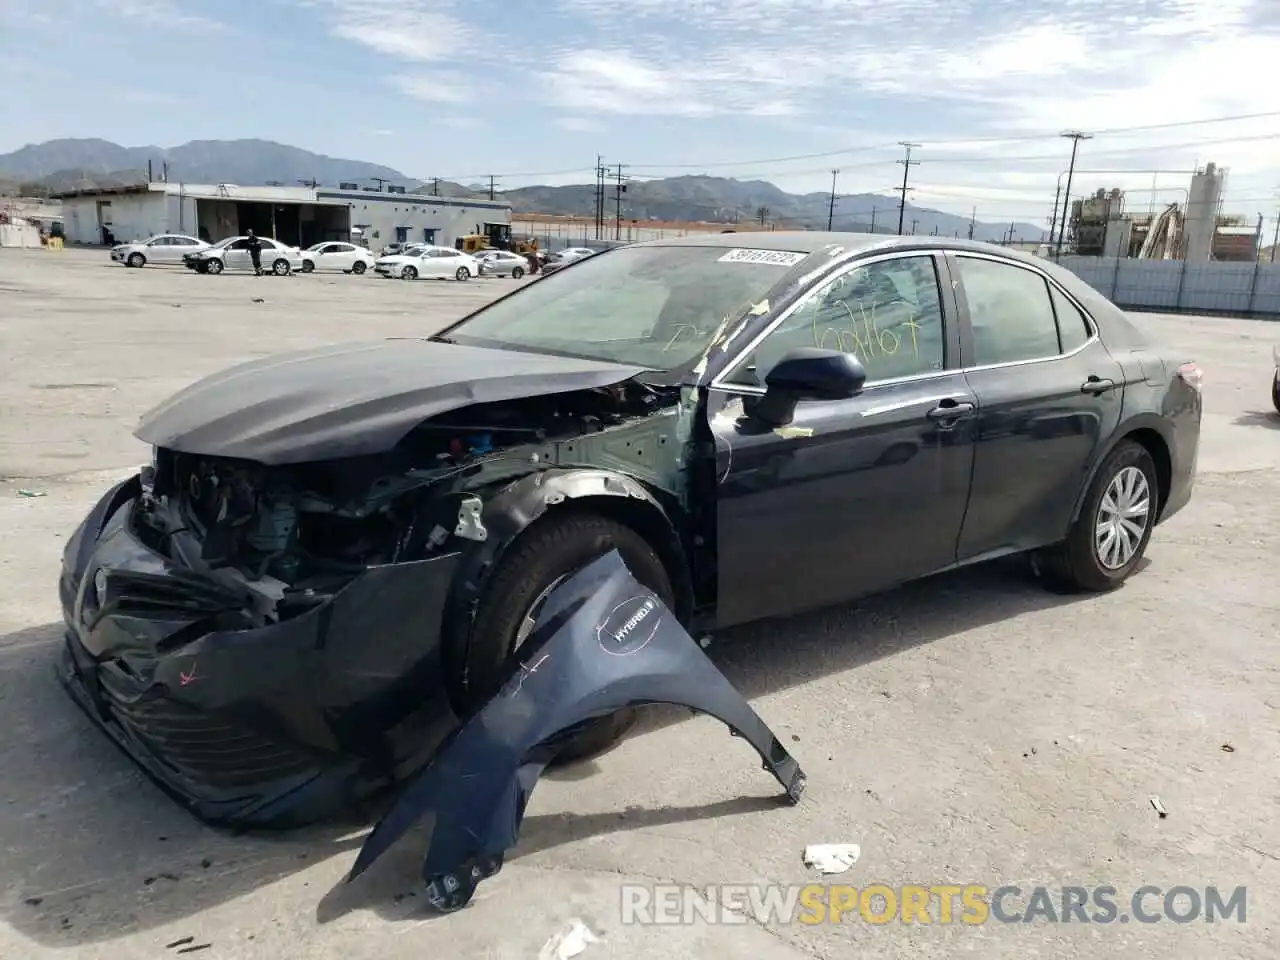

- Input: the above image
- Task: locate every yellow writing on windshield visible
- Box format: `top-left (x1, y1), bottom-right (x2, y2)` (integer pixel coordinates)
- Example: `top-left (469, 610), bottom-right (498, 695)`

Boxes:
top-left (813, 300), bottom-right (920, 361)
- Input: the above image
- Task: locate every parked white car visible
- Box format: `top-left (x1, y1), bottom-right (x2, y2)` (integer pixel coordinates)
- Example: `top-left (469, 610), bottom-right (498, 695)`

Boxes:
top-left (111, 234), bottom-right (209, 267)
top-left (374, 245), bottom-right (481, 281)
top-left (475, 250), bottom-right (530, 278)
top-left (301, 241), bottom-right (377, 275)
top-left (183, 237), bottom-right (305, 275)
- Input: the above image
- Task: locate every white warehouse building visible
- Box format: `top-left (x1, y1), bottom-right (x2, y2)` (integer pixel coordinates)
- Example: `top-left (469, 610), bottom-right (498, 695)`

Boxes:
top-left (54, 182), bottom-right (512, 251)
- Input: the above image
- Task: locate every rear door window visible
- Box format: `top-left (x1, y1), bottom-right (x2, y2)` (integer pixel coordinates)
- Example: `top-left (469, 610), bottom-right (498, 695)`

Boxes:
top-left (1049, 285), bottom-right (1092, 353)
top-left (953, 257), bottom-right (1061, 365)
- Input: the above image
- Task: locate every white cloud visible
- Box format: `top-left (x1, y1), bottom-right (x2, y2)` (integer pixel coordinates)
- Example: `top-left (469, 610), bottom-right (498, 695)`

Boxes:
top-left (556, 117), bottom-right (604, 133)
top-left (92, 0), bottom-right (225, 32)
top-left (318, 2), bottom-right (469, 61)
top-left (391, 73), bottom-right (473, 104)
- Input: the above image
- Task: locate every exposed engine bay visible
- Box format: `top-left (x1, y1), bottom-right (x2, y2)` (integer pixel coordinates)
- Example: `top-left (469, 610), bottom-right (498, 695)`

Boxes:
top-left (131, 380), bottom-right (686, 625)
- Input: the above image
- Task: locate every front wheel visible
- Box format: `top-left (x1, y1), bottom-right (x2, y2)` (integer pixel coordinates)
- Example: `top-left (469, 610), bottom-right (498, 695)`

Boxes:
top-left (511, 266), bottom-right (525, 279)
top-left (401, 265), bottom-right (418, 280)
top-left (455, 266), bottom-right (471, 281)
top-left (300, 260), bottom-right (314, 273)
top-left (456, 513), bottom-right (675, 763)
top-left (272, 258), bottom-right (290, 276)
top-left (126, 252), bottom-right (145, 268)
top-left (352, 261), bottom-right (367, 275)
top-left (1037, 440), bottom-right (1158, 592)
top-left (205, 259), bottom-right (223, 275)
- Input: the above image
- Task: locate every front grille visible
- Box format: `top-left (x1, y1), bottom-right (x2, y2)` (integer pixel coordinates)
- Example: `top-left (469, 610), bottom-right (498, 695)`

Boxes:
top-left (98, 669), bottom-right (319, 788)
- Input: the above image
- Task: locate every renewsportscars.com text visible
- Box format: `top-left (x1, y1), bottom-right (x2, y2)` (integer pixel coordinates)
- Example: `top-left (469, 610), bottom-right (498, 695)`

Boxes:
top-left (620, 884), bottom-right (1248, 926)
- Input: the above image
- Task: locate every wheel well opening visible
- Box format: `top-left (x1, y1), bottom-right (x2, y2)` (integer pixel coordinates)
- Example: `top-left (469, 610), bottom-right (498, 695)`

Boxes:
top-left (551, 496), bottom-right (695, 622)
top-left (1125, 428), bottom-right (1171, 518)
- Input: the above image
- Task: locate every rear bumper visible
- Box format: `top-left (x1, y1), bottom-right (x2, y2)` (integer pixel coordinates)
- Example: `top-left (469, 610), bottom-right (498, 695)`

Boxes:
top-left (58, 477), bottom-right (463, 828)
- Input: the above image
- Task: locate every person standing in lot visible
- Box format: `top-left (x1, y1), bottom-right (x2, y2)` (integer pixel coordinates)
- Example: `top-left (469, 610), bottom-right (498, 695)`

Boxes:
top-left (246, 229), bottom-right (264, 276)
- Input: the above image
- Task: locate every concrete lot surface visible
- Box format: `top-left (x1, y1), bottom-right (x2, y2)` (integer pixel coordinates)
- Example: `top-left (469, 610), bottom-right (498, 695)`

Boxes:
top-left (1, 248), bottom-right (1278, 959)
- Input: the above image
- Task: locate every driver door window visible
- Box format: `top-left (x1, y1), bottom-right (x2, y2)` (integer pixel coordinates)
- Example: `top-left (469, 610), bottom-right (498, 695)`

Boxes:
top-left (725, 255), bottom-right (946, 387)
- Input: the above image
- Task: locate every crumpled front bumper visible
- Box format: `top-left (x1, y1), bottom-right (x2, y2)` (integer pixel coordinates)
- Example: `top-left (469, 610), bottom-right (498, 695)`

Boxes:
top-left (58, 476), bottom-right (463, 828)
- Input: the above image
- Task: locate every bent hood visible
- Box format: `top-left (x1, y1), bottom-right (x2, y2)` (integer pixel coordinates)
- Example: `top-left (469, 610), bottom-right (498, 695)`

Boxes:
top-left (135, 339), bottom-right (647, 464)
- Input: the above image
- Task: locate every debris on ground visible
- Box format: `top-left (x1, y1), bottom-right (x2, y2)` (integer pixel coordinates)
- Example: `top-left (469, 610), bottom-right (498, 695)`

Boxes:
top-left (803, 843), bottom-right (861, 875)
top-left (1149, 796), bottom-right (1168, 819)
top-left (1222, 743), bottom-right (1235, 753)
top-left (165, 936), bottom-right (194, 949)
top-left (251, 297), bottom-right (265, 303)
top-left (17, 489), bottom-right (45, 498)
top-left (538, 919), bottom-right (601, 960)
top-left (176, 945), bottom-right (211, 955)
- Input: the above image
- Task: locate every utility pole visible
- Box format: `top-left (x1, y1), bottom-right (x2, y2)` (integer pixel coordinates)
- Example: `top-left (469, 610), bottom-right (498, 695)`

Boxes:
top-left (371, 177), bottom-right (389, 192)
top-left (487, 175), bottom-right (497, 201)
top-left (895, 142), bottom-right (920, 236)
top-left (757, 205), bottom-right (769, 226)
top-left (826, 168), bottom-right (839, 230)
top-left (869, 207), bottom-right (877, 233)
top-left (967, 206), bottom-right (976, 240)
top-left (910, 218), bottom-right (918, 235)
top-left (608, 164), bottom-right (628, 241)
top-left (594, 156), bottom-right (606, 240)
top-left (1055, 131), bottom-right (1092, 256)
top-left (1047, 183), bottom-right (1061, 245)
top-left (430, 178), bottom-right (440, 197)
top-left (297, 177), bottom-right (319, 189)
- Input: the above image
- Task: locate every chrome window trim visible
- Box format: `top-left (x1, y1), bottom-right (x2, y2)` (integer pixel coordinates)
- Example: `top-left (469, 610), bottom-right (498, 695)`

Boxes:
top-left (711, 249), bottom-right (950, 393)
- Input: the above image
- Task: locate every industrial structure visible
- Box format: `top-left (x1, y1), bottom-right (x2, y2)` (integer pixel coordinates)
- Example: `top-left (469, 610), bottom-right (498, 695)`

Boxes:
top-left (1062, 162), bottom-right (1260, 261)
top-left (52, 182), bottom-right (511, 250)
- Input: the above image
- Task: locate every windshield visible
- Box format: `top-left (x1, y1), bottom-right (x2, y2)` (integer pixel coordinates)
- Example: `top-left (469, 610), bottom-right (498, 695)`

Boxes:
top-left (306, 242), bottom-right (327, 252)
top-left (210, 237), bottom-right (236, 250)
top-left (441, 244), bottom-right (808, 369)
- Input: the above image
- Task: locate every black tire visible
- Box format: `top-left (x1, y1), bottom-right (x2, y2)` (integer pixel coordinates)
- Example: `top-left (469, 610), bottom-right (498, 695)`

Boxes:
top-left (511, 266), bottom-right (525, 279)
top-left (1272, 373), bottom-right (1280, 414)
top-left (272, 258), bottom-right (290, 276)
top-left (352, 261), bottom-right (367, 275)
top-left (127, 252), bottom-right (145, 268)
top-left (1037, 440), bottom-right (1158, 592)
top-left (300, 260), bottom-right (314, 273)
top-left (459, 513), bottom-right (675, 763)
top-left (402, 265), bottom-right (418, 280)
top-left (206, 259), bottom-right (223, 275)
top-left (455, 266), bottom-right (470, 281)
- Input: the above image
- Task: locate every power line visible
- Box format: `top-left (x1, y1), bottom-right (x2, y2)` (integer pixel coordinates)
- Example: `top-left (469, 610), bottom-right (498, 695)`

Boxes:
top-left (622, 110), bottom-right (1280, 172)
top-left (826, 168), bottom-right (839, 230)
top-left (1056, 131), bottom-right (1092, 256)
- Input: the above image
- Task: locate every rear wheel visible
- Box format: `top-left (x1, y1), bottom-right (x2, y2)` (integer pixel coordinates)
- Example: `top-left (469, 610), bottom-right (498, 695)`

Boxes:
top-left (300, 260), bottom-right (314, 273)
top-left (126, 252), bottom-right (145, 268)
top-left (1037, 440), bottom-right (1158, 592)
top-left (511, 266), bottom-right (525, 279)
top-left (352, 261), bottom-right (367, 275)
top-left (402, 265), bottom-right (418, 280)
top-left (272, 258), bottom-right (290, 276)
top-left (206, 259), bottom-right (223, 275)
top-left (458, 513), bottom-right (675, 763)
top-left (455, 266), bottom-right (471, 281)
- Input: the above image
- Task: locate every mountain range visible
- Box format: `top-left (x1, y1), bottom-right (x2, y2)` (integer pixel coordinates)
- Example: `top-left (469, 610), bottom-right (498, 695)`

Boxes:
top-left (0, 137), bottom-right (1045, 242)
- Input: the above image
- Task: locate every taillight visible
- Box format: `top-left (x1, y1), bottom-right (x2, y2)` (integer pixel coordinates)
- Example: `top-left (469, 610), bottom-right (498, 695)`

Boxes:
top-left (1176, 362), bottom-right (1203, 390)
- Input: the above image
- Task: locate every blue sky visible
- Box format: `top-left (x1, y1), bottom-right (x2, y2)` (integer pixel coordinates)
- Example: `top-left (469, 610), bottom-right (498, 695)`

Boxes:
top-left (2, 0), bottom-right (1279, 227)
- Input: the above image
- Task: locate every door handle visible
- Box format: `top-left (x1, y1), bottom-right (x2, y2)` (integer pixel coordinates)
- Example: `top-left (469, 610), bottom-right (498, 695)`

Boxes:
top-left (1081, 376), bottom-right (1116, 395)
top-left (926, 400), bottom-right (975, 421)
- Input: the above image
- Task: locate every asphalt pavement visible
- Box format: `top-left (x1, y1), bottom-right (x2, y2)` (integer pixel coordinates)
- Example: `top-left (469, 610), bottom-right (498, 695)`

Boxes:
top-left (1, 248), bottom-right (1278, 959)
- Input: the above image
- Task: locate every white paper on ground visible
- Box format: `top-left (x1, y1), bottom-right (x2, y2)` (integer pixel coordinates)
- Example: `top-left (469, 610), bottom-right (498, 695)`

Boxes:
top-left (803, 843), bottom-right (862, 875)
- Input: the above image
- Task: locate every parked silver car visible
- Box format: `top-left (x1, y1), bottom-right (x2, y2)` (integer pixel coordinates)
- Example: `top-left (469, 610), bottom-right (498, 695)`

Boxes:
top-left (475, 250), bottom-right (530, 278)
top-left (111, 234), bottom-right (209, 267)
top-left (183, 237), bottom-right (304, 275)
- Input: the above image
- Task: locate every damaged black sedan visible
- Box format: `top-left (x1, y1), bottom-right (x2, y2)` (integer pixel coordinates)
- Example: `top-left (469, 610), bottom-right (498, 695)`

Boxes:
top-left (59, 233), bottom-right (1201, 829)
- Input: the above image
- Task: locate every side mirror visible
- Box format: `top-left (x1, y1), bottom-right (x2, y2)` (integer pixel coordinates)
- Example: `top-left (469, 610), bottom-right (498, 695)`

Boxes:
top-left (749, 348), bottom-right (866, 426)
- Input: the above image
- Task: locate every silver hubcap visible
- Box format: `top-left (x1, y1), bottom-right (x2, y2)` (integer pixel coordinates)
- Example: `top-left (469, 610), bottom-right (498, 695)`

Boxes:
top-left (1095, 466), bottom-right (1151, 570)
top-left (514, 576), bottom-right (568, 648)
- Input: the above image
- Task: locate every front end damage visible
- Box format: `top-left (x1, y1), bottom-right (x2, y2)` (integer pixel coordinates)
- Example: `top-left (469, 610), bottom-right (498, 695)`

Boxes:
top-left (58, 377), bottom-right (711, 827)
top-left (347, 550), bottom-right (806, 912)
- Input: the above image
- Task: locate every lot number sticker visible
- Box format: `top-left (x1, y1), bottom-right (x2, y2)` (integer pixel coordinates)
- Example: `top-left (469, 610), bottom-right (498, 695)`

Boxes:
top-left (718, 248), bottom-right (807, 266)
